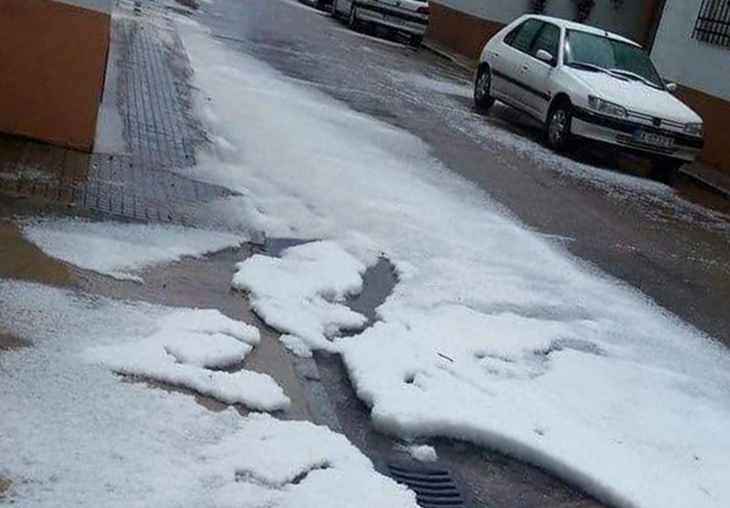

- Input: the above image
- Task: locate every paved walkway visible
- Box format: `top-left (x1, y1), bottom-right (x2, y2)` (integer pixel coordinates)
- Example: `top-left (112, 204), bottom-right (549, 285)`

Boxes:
top-left (0, 0), bottom-right (230, 226)
top-left (0, 0), bottom-right (330, 427)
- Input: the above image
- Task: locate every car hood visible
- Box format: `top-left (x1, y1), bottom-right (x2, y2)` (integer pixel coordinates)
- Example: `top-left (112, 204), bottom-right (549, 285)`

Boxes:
top-left (567, 69), bottom-right (702, 124)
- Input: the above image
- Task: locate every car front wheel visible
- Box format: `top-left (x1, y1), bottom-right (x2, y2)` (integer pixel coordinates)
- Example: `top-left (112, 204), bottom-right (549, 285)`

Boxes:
top-left (473, 67), bottom-right (495, 112)
top-left (546, 101), bottom-right (573, 152)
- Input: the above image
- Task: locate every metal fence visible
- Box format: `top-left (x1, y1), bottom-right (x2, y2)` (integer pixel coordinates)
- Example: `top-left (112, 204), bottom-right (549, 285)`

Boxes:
top-left (693, 0), bottom-right (730, 47)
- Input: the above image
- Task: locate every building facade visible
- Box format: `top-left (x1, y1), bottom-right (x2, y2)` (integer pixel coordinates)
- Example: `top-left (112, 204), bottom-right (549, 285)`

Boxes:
top-left (650, 0), bottom-right (730, 173)
top-left (0, 0), bottom-right (113, 152)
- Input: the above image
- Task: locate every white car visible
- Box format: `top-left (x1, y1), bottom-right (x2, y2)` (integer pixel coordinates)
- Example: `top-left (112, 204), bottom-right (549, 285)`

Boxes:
top-left (474, 15), bottom-right (704, 184)
top-left (332, 0), bottom-right (430, 47)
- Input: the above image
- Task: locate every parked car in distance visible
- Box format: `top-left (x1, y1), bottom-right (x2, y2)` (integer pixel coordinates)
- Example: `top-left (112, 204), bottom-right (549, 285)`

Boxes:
top-left (299, 0), bottom-right (333, 12)
top-left (474, 15), bottom-right (704, 184)
top-left (332, 0), bottom-right (430, 47)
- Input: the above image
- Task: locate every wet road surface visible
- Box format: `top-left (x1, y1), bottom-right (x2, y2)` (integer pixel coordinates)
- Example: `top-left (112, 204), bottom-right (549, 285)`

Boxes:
top-left (192, 0), bottom-right (730, 348)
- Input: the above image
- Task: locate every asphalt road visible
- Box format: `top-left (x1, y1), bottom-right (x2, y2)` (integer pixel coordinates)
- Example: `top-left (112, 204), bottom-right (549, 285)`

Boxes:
top-left (193, 0), bottom-right (730, 347)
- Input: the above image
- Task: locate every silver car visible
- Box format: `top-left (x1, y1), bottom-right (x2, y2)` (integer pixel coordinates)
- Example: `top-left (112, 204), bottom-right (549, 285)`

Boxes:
top-left (332, 0), bottom-right (430, 47)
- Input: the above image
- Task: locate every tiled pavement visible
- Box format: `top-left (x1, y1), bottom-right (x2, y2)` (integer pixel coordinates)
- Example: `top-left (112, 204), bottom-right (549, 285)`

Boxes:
top-left (0, 0), bottom-right (233, 226)
top-left (117, 0), bottom-right (201, 170)
top-left (0, 0), bottom-right (318, 428)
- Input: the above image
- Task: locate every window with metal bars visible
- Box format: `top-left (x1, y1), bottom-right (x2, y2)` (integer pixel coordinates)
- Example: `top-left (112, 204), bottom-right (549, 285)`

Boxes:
top-left (693, 0), bottom-right (730, 47)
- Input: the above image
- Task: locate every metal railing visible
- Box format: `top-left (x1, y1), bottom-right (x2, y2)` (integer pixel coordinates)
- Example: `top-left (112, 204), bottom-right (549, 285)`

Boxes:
top-left (693, 0), bottom-right (730, 47)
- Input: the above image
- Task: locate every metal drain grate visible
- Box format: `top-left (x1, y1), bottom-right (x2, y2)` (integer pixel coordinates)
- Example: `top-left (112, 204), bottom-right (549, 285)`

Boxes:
top-left (387, 464), bottom-right (465, 507)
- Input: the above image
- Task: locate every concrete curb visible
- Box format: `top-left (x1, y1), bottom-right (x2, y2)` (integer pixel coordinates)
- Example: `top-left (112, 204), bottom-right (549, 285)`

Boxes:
top-left (422, 40), bottom-right (475, 73)
top-left (680, 168), bottom-right (730, 199)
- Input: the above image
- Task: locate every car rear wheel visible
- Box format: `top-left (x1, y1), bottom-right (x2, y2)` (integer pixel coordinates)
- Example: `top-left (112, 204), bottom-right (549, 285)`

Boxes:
top-left (473, 67), bottom-right (495, 112)
top-left (546, 101), bottom-right (573, 152)
top-left (649, 158), bottom-right (682, 186)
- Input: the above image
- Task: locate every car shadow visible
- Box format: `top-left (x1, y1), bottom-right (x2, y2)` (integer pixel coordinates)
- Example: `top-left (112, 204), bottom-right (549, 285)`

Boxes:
top-left (473, 101), bottom-right (655, 181)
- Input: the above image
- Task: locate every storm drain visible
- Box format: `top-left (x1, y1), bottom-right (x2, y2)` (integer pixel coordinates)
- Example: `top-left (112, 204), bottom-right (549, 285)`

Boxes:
top-left (387, 464), bottom-right (466, 508)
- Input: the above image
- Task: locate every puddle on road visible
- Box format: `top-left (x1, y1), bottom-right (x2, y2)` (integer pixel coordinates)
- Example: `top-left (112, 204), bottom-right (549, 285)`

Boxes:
top-left (257, 236), bottom-right (312, 257)
top-left (0, 218), bottom-right (73, 287)
top-left (344, 256), bottom-right (397, 329)
top-left (79, 245), bottom-right (313, 421)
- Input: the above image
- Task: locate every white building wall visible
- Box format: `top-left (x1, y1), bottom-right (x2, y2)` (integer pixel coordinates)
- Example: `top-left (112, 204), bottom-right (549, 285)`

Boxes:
top-left (54, 0), bottom-right (114, 15)
top-left (651, 0), bottom-right (730, 101)
top-left (434, 0), bottom-right (647, 41)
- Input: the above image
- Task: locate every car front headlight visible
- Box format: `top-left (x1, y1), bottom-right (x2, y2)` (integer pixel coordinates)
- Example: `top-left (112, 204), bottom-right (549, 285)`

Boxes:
top-left (684, 122), bottom-right (703, 137)
top-left (587, 96), bottom-right (627, 118)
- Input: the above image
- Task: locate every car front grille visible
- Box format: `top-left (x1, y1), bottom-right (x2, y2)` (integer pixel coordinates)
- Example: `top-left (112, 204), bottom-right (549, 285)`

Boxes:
top-left (626, 110), bottom-right (685, 132)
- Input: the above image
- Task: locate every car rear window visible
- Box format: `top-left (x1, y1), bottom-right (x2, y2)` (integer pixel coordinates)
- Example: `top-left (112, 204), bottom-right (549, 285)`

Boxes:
top-left (505, 19), bottom-right (543, 53)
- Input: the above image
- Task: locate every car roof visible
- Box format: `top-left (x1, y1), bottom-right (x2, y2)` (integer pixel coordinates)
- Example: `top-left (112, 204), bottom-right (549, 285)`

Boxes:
top-left (519, 14), bottom-right (640, 47)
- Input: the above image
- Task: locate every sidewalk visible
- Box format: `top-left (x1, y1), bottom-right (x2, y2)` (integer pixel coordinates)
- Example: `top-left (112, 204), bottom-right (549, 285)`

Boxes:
top-left (0, 0), bottom-right (330, 426)
top-left (0, 0), bottom-right (227, 227)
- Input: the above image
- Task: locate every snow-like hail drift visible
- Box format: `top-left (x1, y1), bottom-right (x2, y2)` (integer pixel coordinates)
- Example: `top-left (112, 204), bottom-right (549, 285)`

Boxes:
top-left (19, 218), bottom-right (247, 281)
top-left (0, 281), bottom-right (417, 508)
top-left (175, 17), bottom-right (730, 508)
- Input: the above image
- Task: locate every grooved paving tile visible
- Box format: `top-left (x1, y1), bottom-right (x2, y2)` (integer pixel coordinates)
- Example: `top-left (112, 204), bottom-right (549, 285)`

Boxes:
top-left (0, 0), bottom-right (234, 229)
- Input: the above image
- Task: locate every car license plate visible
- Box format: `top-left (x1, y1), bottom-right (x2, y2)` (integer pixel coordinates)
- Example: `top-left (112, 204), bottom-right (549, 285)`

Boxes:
top-left (635, 131), bottom-right (673, 148)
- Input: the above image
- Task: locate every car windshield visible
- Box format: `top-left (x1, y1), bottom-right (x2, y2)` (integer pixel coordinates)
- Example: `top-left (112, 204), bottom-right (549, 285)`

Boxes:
top-left (565, 30), bottom-right (664, 88)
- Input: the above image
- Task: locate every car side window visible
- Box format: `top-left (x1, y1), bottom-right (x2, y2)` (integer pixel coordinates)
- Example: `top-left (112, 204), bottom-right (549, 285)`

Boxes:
top-left (530, 23), bottom-right (560, 63)
top-left (504, 19), bottom-right (543, 53)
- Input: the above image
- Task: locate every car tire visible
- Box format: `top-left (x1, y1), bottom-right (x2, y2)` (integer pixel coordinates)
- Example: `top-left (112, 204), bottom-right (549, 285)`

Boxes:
top-left (545, 100), bottom-right (573, 153)
top-left (473, 66), bottom-right (495, 112)
top-left (348, 4), bottom-right (360, 30)
top-left (649, 158), bottom-right (682, 186)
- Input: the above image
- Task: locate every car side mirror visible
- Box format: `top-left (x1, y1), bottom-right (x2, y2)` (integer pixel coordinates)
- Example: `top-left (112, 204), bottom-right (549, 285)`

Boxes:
top-left (666, 82), bottom-right (678, 94)
top-left (536, 49), bottom-right (555, 65)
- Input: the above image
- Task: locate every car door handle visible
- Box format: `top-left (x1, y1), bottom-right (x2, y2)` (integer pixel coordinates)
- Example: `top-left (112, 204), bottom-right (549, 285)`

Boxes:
top-left (521, 64), bottom-right (530, 71)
